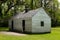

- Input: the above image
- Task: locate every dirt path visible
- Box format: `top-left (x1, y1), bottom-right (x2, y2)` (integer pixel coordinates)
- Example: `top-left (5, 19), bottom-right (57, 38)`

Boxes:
top-left (0, 31), bottom-right (27, 36)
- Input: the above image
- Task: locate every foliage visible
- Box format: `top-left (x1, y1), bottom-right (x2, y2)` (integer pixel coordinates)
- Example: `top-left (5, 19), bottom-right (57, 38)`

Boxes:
top-left (0, 0), bottom-right (25, 27)
top-left (0, 0), bottom-right (60, 27)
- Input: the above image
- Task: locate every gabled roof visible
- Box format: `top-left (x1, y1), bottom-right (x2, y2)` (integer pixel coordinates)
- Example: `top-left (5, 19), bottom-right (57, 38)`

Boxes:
top-left (13, 7), bottom-right (50, 19)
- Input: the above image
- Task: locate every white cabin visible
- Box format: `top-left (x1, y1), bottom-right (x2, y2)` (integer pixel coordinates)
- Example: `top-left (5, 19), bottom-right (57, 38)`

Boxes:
top-left (9, 8), bottom-right (51, 33)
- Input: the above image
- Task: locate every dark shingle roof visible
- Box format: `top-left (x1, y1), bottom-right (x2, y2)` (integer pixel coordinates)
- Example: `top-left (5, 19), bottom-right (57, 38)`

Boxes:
top-left (12, 7), bottom-right (50, 19)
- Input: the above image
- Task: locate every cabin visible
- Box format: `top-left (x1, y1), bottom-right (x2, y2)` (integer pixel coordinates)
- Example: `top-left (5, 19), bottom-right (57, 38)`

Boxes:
top-left (9, 7), bottom-right (51, 33)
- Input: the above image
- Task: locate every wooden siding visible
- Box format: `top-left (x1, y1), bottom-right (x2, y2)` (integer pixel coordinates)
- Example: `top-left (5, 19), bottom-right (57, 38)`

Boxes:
top-left (32, 8), bottom-right (51, 33)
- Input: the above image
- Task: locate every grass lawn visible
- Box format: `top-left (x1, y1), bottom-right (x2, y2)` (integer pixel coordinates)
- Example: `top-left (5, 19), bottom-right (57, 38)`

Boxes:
top-left (0, 27), bottom-right (60, 40)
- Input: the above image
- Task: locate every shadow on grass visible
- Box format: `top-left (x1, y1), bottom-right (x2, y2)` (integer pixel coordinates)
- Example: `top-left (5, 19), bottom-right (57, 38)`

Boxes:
top-left (8, 30), bottom-right (51, 35)
top-left (0, 27), bottom-right (51, 35)
top-left (23, 32), bottom-right (51, 35)
top-left (52, 26), bottom-right (60, 28)
top-left (0, 27), bottom-right (8, 31)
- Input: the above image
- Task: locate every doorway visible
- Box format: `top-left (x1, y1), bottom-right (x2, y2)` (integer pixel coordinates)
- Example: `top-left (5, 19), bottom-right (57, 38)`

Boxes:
top-left (22, 20), bottom-right (25, 32)
top-left (11, 20), bottom-right (13, 30)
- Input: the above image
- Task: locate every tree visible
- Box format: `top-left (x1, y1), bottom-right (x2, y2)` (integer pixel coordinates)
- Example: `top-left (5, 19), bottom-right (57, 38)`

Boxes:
top-left (0, 0), bottom-right (25, 27)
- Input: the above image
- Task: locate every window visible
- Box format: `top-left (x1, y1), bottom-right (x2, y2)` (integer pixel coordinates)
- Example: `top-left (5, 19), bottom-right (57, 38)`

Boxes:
top-left (22, 20), bottom-right (25, 32)
top-left (41, 21), bottom-right (44, 26)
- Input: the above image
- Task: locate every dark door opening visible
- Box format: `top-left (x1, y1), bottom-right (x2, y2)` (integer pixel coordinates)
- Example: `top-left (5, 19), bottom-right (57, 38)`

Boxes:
top-left (22, 20), bottom-right (25, 32)
top-left (11, 20), bottom-right (13, 30)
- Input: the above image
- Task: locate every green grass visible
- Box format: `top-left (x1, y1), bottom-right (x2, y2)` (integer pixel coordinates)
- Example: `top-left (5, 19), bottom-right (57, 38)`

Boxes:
top-left (0, 27), bottom-right (60, 40)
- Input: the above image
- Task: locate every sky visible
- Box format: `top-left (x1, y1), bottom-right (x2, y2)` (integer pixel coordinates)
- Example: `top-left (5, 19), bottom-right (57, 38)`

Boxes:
top-left (58, 0), bottom-right (60, 3)
top-left (58, 0), bottom-right (60, 9)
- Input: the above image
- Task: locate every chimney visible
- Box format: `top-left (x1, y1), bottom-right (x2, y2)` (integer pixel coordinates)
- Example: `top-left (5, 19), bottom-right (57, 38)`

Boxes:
top-left (25, 4), bottom-right (29, 13)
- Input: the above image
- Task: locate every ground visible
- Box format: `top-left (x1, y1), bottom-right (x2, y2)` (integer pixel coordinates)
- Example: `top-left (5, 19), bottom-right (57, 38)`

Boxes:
top-left (0, 31), bottom-right (27, 36)
top-left (0, 27), bottom-right (60, 40)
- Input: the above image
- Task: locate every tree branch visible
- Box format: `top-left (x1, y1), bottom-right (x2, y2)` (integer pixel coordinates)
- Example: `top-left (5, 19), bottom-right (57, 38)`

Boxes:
top-left (5, 4), bottom-right (16, 15)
